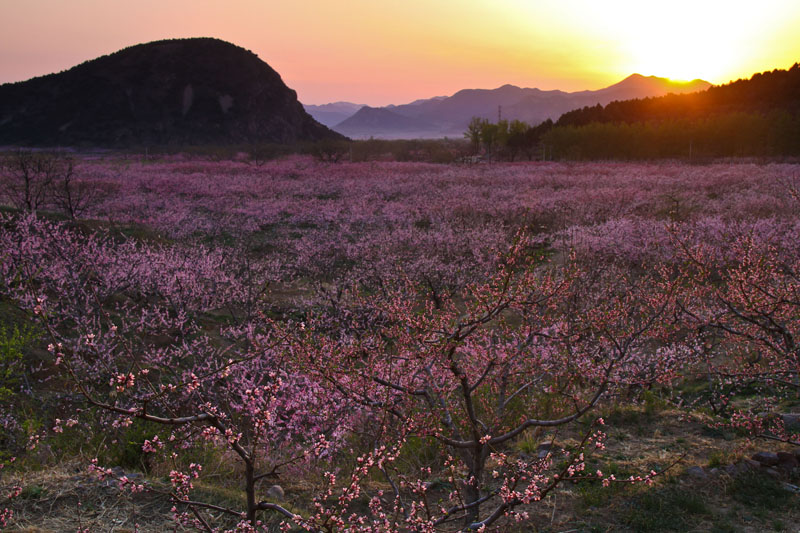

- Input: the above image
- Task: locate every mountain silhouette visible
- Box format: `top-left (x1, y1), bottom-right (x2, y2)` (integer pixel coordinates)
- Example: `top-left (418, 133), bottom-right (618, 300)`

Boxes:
top-left (329, 75), bottom-right (710, 139)
top-left (0, 38), bottom-right (343, 147)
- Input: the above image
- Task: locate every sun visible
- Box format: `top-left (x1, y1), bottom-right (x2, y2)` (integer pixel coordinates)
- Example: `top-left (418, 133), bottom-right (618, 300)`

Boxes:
top-left (620, 8), bottom-right (748, 82)
top-left (615, 2), bottom-right (758, 83)
top-left (556, 0), bottom-right (800, 84)
top-left (625, 34), bottom-right (741, 82)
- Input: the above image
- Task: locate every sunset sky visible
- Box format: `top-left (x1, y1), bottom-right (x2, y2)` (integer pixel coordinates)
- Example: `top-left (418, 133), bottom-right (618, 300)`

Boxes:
top-left (1, 0), bottom-right (799, 106)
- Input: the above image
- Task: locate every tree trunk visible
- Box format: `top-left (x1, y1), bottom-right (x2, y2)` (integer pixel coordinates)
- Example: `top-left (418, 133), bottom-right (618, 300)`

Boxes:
top-left (463, 447), bottom-right (485, 527)
top-left (245, 460), bottom-right (257, 525)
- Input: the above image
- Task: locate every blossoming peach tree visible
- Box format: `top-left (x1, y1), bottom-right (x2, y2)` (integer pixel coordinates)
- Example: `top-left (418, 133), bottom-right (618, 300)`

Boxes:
top-left (290, 235), bottom-right (686, 530)
top-left (0, 214), bottom-right (353, 530)
top-left (0, 215), bottom-right (685, 531)
top-left (673, 224), bottom-right (800, 447)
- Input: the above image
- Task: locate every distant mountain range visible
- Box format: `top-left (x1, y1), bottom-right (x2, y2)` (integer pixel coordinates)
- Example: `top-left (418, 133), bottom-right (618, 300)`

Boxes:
top-left (302, 102), bottom-right (365, 128)
top-left (305, 75), bottom-right (711, 139)
top-left (0, 38), bottom-right (342, 147)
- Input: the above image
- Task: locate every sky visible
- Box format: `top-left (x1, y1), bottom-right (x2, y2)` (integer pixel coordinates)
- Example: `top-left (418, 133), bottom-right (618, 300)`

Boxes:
top-left (1, 0), bottom-right (799, 106)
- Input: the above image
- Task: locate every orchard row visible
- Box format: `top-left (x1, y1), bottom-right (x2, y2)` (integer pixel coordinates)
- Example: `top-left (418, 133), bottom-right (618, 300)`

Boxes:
top-left (0, 158), bottom-right (797, 531)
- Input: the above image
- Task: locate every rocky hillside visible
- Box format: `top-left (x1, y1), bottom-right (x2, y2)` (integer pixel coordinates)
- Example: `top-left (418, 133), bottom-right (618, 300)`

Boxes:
top-left (0, 38), bottom-right (343, 147)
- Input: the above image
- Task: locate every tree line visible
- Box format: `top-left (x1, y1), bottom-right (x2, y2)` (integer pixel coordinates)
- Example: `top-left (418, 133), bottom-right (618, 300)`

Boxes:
top-left (463, 117), bottom-right (553, 161)
top-left (558, 63), bottom-right (800, 127)
top-left (466, 63), bottom-right (800, 161)
top-left (0, 150), bottom-right (97, 218)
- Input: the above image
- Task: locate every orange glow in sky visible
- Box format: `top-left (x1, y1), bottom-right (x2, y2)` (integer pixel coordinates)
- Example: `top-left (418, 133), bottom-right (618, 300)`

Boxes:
top-left (1, 0), bottom-right (798, 106)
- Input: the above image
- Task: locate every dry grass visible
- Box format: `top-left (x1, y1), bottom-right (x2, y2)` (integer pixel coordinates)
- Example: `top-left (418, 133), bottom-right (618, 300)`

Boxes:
top-left (2, 404), bottom-right (798, 532)
top-left (2, 462), bottom-right (174, 532)
top-left (515, 402), bottom-right (800, 532)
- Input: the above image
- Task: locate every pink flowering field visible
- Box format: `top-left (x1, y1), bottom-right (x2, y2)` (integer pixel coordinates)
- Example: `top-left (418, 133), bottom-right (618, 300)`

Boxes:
top-left (0, 156), bottom-right (798, 531)
top-left (80, 157), bottom-right (800, 282)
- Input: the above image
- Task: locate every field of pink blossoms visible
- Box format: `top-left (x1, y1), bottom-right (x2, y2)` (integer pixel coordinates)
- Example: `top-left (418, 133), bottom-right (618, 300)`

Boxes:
top-left (0, 156), bottom-right (798, 532)
top-left (80, 157), bottom-right (800, 283)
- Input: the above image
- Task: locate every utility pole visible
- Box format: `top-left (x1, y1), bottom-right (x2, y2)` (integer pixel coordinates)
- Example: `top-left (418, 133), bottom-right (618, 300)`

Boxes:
top-left (498, 105), bottom-right (502, 122)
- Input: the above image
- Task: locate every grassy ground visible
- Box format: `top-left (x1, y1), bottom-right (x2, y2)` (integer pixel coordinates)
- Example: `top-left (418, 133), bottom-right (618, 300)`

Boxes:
top-left (2, 401), bottom-right (798, 532)
top-left (534, 403), bottom-right (800, 533)
top-left (1, 278), bottom-right (798, 532)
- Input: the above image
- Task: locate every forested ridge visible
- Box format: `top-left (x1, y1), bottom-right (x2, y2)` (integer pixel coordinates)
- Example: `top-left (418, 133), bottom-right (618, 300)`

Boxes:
top-left (544, 63), bottom-right (800, 159)
top-left (557, 63), bottom-right (800, 127)
top-left (466, 64), bottom-right (800, 160)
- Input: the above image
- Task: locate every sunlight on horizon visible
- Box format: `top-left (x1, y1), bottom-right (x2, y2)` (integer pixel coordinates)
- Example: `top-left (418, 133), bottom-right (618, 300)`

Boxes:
top-left (580, 0), bottom-right (796, 83)
top-left (509, 0), bottom-right (800, 86)
top-left (0, 0), bottom-right (798, 104)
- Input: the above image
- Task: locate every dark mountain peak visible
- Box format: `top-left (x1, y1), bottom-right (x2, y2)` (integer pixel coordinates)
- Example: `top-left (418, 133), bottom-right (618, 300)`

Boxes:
top-left (335, 105), bottom-right (435, 138)
top-left (406, 96), bottom-right (447, 106)
top-left (338, 105), bottom-right (409, 125)
top-left (451, 84), bottom-right (525, 98)
top-left (0, 37), bottom-right (342, 146)
top-left (304, 101), bottom-right (362, 111)
top-left (608, 73), bottom-right (712, 93)
top-left (302, 101), bottom-right (364, 128)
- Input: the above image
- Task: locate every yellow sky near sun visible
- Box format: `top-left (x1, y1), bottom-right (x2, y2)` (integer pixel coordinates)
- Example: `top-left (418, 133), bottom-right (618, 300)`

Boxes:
top-left (0, 0), bottom-right (798, 105)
